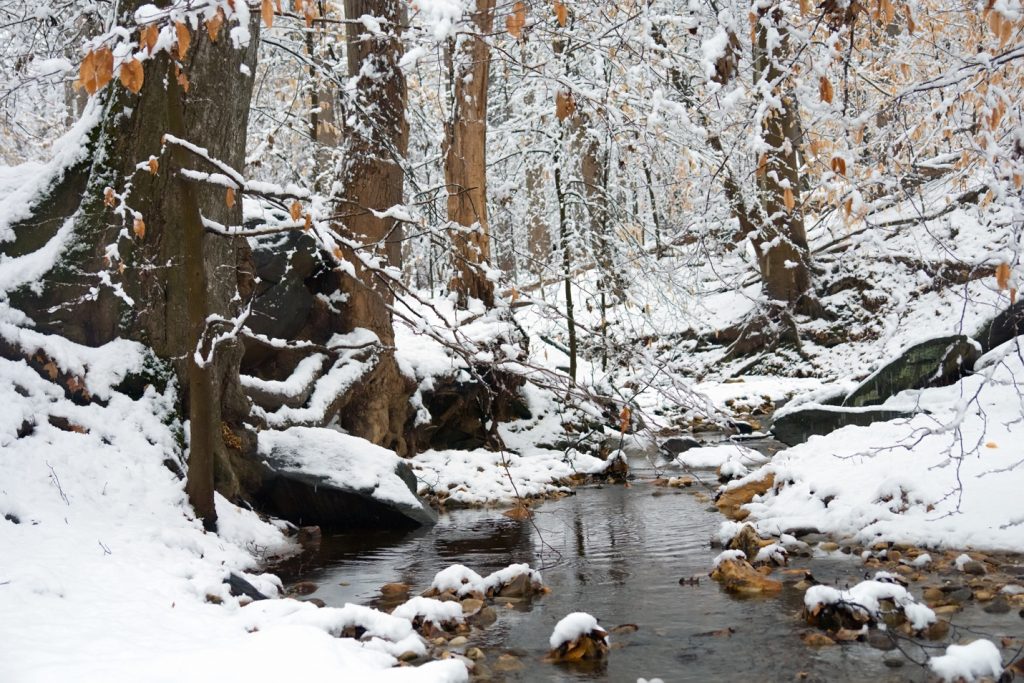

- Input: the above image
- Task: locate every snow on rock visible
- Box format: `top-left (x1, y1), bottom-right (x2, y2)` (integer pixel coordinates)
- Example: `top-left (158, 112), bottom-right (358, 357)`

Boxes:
top-left (428, 563), bottom-right (543, 598)
top-left (258, 426), bottom-right (422, 508)
top-left (392, 597), bottom-right (464, 625)
top-left (549, 612), bottom-right (607, 650)
top-left (725, 344), bottom-right (1024, 550)
top-left (671, 444), bottom-right (767, 470)
top-left (712, 549), bottom-right (747, 568)
top-left (430, 564), bottom-right (486, 597)
top-left (928, 640), bottom-right (1004, 682)
top-left (803, 578), bottom-right (936, 631)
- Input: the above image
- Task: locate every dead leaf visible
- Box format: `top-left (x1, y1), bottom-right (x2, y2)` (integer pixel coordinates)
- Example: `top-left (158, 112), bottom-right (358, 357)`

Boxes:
top-left (80, 47), bottom-right (114, 95)
top-left (261, 0), bottom-right (274, 27)
top-left (225, 186), bottom-right (236, 208)
top-left (996, 262), bottom-right (1010, 290)
top-left (783, 187), bottom-right (796, 212)
top-left (290, 201), bottom-right (302, 221)
top-left (619, 405), bottom-right (631, 433)
top-left (175, 66), bottom-right (190, 93)
top-left (555, 89), bottom-right (575, 121)
top-left (119, 58), bottom-right (144, 93)
top-left (140, 24), bottom-right (159, 54)
top-left (819, 76), bottom-right (834, 104)
top-left (175, 21), bottom-right (191, 61)
top-left (506, 1), bottom-right (526, 39)
top-left (206, 9), bottom-right (225, 42)
top-left (830, 157), bottom-right (846, 176)
top-left (147, 157), bottom-right (159, 175)
top-left (133, 217), bottom-right (146, 239)
top-left (103, 187), bottom-right (117, 208)
top-left (554, 0), bottom-right (568, 26)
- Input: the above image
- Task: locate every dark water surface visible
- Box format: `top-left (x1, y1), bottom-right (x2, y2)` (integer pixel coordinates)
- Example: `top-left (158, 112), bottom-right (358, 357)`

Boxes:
top-left (275, 448), bottom-right (1022, 682)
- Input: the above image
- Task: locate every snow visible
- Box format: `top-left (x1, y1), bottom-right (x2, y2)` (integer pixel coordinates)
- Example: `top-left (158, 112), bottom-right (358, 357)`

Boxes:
top-left (392, 597), bottom-right (464, 624)
top-left (257, 426), bottom-right (424, 508)
top-left (803, 579), bottom-right (936, 630)
top-left (428, 563), bottom-right (541, 597)
top-left (928, 640), bottom-right (1004, 682)
top-left (549, 612), bottom-right (606, 649)
top-left (712, 549), bottom-right (746, 568)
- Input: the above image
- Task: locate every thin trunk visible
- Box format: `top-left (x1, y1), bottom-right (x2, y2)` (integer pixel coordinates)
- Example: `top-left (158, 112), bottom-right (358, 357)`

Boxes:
top-left (525, 161), bottom-right (552, 276)
top-left (445, 0), bottom-right (496, 308)
top-left (554, 143), bottom-right (577, 384)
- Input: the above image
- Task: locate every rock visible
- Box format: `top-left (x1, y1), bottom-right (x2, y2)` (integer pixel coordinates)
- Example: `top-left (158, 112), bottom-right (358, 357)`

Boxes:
top-left (225, 573), bottom-right (270, 601)
top-left (297, 525), bottom-right (322, 544)
top-left (715, 473), bottom-right (775, 520)
top-left (461, 598), bottom-right (484, 614)
top-left (254, 449), bottom-right (437, 530)
top-left (449, 636), bottom-right (469, 647)
top-left (975, 300), bottom-right (1024, 352)
top-left (923, 619), bottom-right (950, 640)
top-left (923, 587), bottom-right (945, 605)
top-left (398, 650), bottom-right (420, 662)
top-left (801, 631), bottom-right (836, 647)
top-left (547, 632), bottom-right (610, 663)
top-left (819, 542), bottom-right (839, 552)
top-left (432, 637), bottom-right (447, 646)
top-left (494, 654), bottom-right (524, 672)
top-left (205, 593), bottom-right (224, 605)
top-left (984, 597), bottom-right (1011, 614)
top-left (866, 630), bottom-right (895, 651)
top-left (290, 581), bottom-right (318, 596)
top-left (470, 606), bottom-right (497, 627)
top-left (465, 647), bottom-right (485, 660)
top-left (381, 582), bottom-right (410, 599)
top-left (610, 623), bottom-right (639, 634)
top-left (304, 598), bottom-right (326, 608)
top-left (661, 436), bottom-right (700, 456)
top-left (771, 406), bottom-right (914, 446)
top-left (961, 560), bottom-right (987, 576)
top-left (494, 572), bottom-right (542, 599)
top-left (726, 524), bottom-right (773, 562)
top-left (844, 335), bottom-right (980, 407)
top-left (946, 587), bottom-right (973, 604)
top-left (730, 420), bottom-right (756, 435)
top-left (884, 657), bottom-right (905, 669)
top-left (710, 556), bottom-right (782, 595)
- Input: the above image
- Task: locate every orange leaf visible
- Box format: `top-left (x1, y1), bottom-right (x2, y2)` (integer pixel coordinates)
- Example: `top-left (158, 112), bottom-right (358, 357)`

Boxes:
top-left (819, 76), bottom-right (834, 104)
top-left (303, 212), bottom-right (313, 230)
top-left (506, 1), bottom-right (526, 39)
top-left (119, 58), bottom-right (145, 93)
top-left (619, 406), bottom-right (631, 433)
top-left (206, 9), bottom-right (225, 42)
top-left (175, 21), bottom-right (191, 61)
top-left (133, 217), bottom-right (146, 239)
top-left (996, 262), bottom-right (1011, 290)
top-left (985, 441), bottom-right (998, 448)
top-left (147, 157), bottom-right (159, 175)
top-left (140, 25), bottom-right (159, 54)
top-left (783, 187), bottom-right (795, 212)
top-left (554, 0), bottom-right (568, 26)
top-left (225, 187), bottom-right (236, 208)
top-left (290, 201), bottom-right (302, 221)
top-left (830, 157), bottom-right (846, 176)
top-left (261, 0), bottom-right (274, 27)
top-left (103, 187), bottom-right (117, 208)
top-left (555, 89), bottom-right (575, 121)
top-left (80, 47), bottom-right (114, 95)
top-left (799, 0), bottom-right (811, 15)
top-left (175, 66), bottom-right (190, 93)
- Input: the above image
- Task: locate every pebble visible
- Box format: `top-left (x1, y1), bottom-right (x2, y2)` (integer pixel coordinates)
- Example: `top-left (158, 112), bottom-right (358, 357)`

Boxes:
top-left (866, 630), bottom-right (895, 651)
top-left (946, 587), bottom-right (973, 604)
top-left (983, 597), bottom-right (1011, 614)
top-left (494, 654), bottom-right (523, 672)
top-left (432, 637), bottom-right (447, 646)
top-left (884, 657), bottom-right (905, 669)
top-left (461, 598), bottom-right (484, 614)
top-left (465, 647), bottom-right (485, 660)
top-left (961, 560), bottom-right (987, 576)
top-left (449, 636), bottom-right (469, 647)
top-left (818, 542), bottom-right (839, 552)
top-left (290, 581), bottom-right (318, 596)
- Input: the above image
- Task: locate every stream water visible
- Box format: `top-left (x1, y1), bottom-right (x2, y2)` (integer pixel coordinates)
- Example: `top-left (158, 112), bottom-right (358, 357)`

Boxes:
top-left (275, 442), bottom-right (1023, 682)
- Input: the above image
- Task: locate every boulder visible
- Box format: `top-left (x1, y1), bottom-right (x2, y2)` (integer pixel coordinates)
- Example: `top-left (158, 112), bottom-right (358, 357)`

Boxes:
top-left (710, 556), bottom-right (782, 595)
top-left (715, 473), bottom-right (775, 520)
top-left (225, 573), bottom-right (270, 601)
top-left (843, 335), bottom-right (980, 407)
top-left (975, 300), bottom-right (1024, 352)
top-left (771, 406), bottom-right (914, 446)
top-left (661, 436), bottom-right (701, 456)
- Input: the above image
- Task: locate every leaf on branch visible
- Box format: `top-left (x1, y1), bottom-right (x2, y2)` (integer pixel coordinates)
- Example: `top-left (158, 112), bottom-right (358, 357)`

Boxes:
top-left (140, 25), bottom-right (159, 54)
top-left (830, 157), bottom-right (846, 176)
top-left (103, 187), bottom-right (117, 208)
top-left (506, 1), bottom-right (527, 39)
top-left (819, 76), bottom-right (834, 104)
top-left (996, 263), bottom-right (1011, 291)
top-left (783, 187), bottom-right (795, 212)
top-left (119, 58), bottom-right (145, 93)
top-left (175, 65), bottom-right (190, 93)
top-left (303, 1), bottom-right (317, 28)
top-left (619, 406), bottom-right (631, 433)
top-left (799, 0), bottom-right (811, 15)
top-left (332, 246), bottom-right (343, 259)
top-left (147, 157), bottom-right (159, 175)
top-left (756, 153), bottom-right (767, 178)
top-left (206, 9), bottom-right (225, 42)
top-left (303, 212), bottom-right (312, 230)
top-left (80, 47), bottom-right (114, 95)
top-left (555, 89), bottom-right (575, 121)
top-left (225, 187), bottom-right (236, 208)
top-left (290, 201), bottom-right (302, 221)
top-left (133, 217), bottom-right (146, 239)
top-left (261, 0), bottom-right (274, 28)
top-left (554, 0), bottom-right (568, 26)
top-left (175, 22), bottom-right (191, 61)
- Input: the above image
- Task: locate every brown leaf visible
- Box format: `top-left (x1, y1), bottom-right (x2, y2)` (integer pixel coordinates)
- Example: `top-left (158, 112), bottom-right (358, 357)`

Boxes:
top-left (80, 47), bottom-right (114, 95)
top-left (830, 156), bottom-right (846, 176)
top-left (290, 201), bottom-right (302, 221)
top-left (261, 0), bottom-right (274, 27)
top-left (175, 21), bottom-right (191, 61)
top-left (303, 212), bottom-right (312, 230)
top-left (175, 66), bottom-right (190, 93)
top-left (554, 0), bottom-right (568, 26)
top-left (103, 187), bottom-right (117, 208)
top-left (819, 76), bottom-right (834, 104)
top-left (783, 187), bottom-right (795, 212)
top-left (119, 58), bottom-right (145, 93)
top-left (619, 406), bottom-right (631, 433)
top-left (799, 0), bottom-right (811, 14)
top-left (996, 262), bottom-right (1011, 290)
top-left (555, 89), bottom-right (575, 121)
top-left (140, 25), bottom-right (159, 54)
top-left (206, 9), bottom-right (225, 42)
top-left (133, 217), bottom-right (146, 239)
top-left (147, 158), bottom-right (159, 175)
top-left (506, 1), bottom-right (527, 39)
top-left (225, 186), bottom-right (236, 208)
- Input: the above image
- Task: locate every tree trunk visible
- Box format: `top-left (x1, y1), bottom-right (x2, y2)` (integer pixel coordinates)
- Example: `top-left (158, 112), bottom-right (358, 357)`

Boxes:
top-left (332, 0), bottom-right (413, 452)
top-left (752, 5), bottom-right (819, 316)
top-left (445, 0), bottom-right (496, 308)
top-left (4, 8), bottom-right (262, 520)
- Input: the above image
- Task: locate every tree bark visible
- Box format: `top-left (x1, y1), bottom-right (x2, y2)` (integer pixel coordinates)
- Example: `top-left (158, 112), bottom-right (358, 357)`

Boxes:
top-left (445, 0), bottom-right (496, 308)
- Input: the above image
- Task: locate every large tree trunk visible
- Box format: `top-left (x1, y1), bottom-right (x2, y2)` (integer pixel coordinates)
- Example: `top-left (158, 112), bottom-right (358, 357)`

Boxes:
top-left (4, 8), bottom-right (262, 524)
top-left (752, 5), bottom-right (819, 316)
top-left (445, 0), bottom-right (496, 308)
top-left (332, 0), bottom-right (413, 453)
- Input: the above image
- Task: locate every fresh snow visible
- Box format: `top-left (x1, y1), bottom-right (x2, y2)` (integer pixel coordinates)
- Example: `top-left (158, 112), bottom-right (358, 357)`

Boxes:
top-left (928, 639), bottom-right (1004, 682)
top-left (549, 612), bottom-right (606, 649)
top-left (803, 578), bottom-right (936, 630)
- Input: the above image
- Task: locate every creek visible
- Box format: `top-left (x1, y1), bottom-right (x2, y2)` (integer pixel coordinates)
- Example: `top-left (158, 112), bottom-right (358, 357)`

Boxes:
top-left (274, 440), bottom-right (1023, 682)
